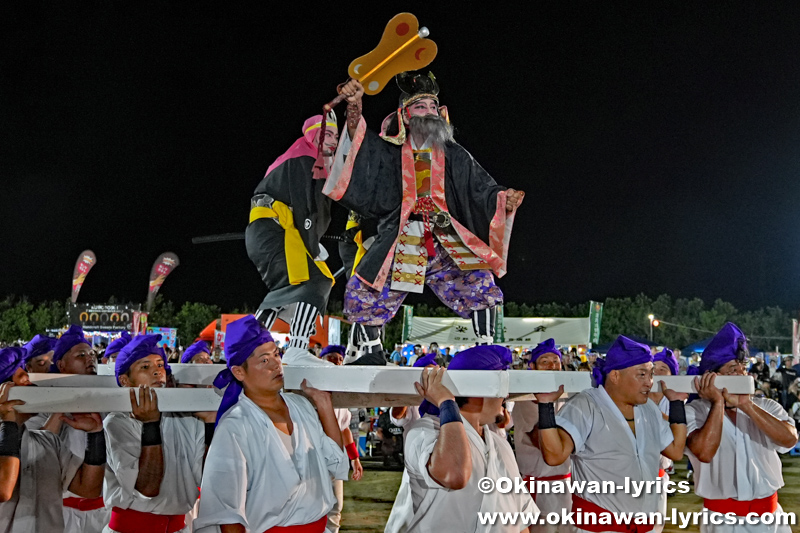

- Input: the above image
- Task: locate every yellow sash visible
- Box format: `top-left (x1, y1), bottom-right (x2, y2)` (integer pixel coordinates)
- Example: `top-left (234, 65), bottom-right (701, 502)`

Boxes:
top-left (250, 203), bottom-right (335, 286)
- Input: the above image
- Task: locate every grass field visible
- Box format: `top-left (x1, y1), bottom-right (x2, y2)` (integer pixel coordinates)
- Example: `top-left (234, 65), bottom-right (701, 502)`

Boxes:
top-left (340, 454), bottom-right (800, 532)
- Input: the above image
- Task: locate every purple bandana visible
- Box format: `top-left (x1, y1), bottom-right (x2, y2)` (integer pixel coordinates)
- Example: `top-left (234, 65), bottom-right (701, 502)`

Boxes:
top-left (181, 340), bottom-right (211, 364)
top-left (52, 324), bottom-right (90, 370)
top-left (23, 335), bottom-right (56, 363)
top-left (699, 322), bottom-right (748, 375)
top-left (530, 338), bottom-right (561, 364)
top-left (105, 331), bottom-right (132, 358)
top-left (0, 347), bottom-right (25, 383)
top-left (653, 348), bottom-right (679, 376)
top-left (413, 353), bottom-right (437, 367)
top-left (420, 345), bottom-right (512, 416)
top-left (592, 335), bottom-right (653, 386)
top-left (115, 334), bottom-right (168, 386)
top-left (319, 344), bottom-right (345, 358)
top-left (213, 315), bottom-right (274, 424)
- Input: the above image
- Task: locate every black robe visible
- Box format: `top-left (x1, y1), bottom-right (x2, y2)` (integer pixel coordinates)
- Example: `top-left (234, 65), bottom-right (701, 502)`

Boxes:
top-left (328, 128), bottom-right (509, 289)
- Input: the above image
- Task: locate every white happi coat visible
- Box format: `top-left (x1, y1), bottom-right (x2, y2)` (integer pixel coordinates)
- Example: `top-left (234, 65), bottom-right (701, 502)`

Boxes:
top-left (193, 392), bottom-right (349, 533)
top-left (0, 427), bottom-right (74, 533)
top-left (686, 397), bottom-right (795, 533)
top-left (513, 400), bottom-right (571, 533)
top-left (103, 412), bottom-right (204, 533)
top-left (555, 386), bottom-right (674, 518)
top-left (385, 414), bottom-right (537, 533)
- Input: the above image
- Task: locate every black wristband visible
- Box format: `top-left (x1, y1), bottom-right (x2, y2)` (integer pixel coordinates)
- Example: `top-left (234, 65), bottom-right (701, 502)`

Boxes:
top-left (84, 431), bottom-right (106, 466)
top-left (204, 423), bottom-right (215, 446)
top-left (0, 421), bottom-right (21, 458)
top-left (141, 420), bottom-right (162, 446)
top-left (538, 402), bottom-right (557, 430)
top-left (668, 400), bottom-right (687, 425)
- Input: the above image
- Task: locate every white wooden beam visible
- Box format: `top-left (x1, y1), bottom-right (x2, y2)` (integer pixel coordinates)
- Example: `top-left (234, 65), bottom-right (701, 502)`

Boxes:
top-left (508, 370), bottom-right (592, 395)
top-left (650, 375), bottom-right (754, 394)
top-left (282, 366), bottom-right (509, 397)
top-left (9, 387), bottom-right (221, 413)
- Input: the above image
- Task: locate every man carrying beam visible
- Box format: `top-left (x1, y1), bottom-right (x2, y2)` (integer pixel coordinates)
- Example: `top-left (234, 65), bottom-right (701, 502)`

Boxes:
top-left (684, 323), bottom-right (798, 533)
top-left (385, 345), bottom-right (536, 532)
top-left (0, 346), bottom-right (106, 533)
top-left (103, 334), bottom-right (214, 533)
top-left (512, 339), bottom-right (572, 533)
top-left (194, 315), bottom-right (348, 533)
top-left (536, 336), bottom-right (688, 533)
top-left (22, 335), bottom-right (55, 374)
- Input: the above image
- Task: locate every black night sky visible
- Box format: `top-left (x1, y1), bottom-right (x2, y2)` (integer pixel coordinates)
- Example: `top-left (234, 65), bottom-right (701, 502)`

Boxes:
top-left (3, 3), bottom-right (800, 312)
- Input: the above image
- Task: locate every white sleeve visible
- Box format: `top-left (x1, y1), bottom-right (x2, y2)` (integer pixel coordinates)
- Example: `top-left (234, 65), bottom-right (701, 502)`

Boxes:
top-left (685, 399), bottom-right (710, 435)
top-left (390, 408), bottom-right (419, 428)
top-left (404, 423), bottom-right (449, 491)
top-left (195, 423), bottom-right (249, 531)
top-left (554, 394), bottom-right (593, 455)
top-left (654, 404), bottom-right (676, 452)
top-left (512, 401), bottom-right (537, 433)
top-left (103, 415), bottom-right (143, 498)
top-left (335, 409), bottom-right (352, 432)
top-left (756, 398), bottom-right (797, 453)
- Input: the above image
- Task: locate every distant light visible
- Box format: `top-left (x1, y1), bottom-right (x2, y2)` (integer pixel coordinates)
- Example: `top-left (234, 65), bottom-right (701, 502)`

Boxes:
top-left (647, 314), bottom-right (655, 321)
top-left (652, 319), bottom-right (660, 327)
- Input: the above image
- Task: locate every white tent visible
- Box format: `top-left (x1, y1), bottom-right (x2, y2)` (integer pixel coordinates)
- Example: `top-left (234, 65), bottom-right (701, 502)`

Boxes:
top-left (408, 316), bottom-right (591, 348)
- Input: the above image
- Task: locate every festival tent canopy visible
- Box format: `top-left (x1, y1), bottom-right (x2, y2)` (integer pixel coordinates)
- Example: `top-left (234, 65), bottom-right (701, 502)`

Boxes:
top-left (407, 316), bottom-right (591, 349)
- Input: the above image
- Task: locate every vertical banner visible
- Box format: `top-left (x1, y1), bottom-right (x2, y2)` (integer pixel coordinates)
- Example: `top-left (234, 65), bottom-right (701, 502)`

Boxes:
top-left (401, 305), bottom-right (414, 343)
top-left (214, 330), bottom-right (225, 355)
top-left (328, 317), bottom-right (341, 346)
top-left (146, 327), bottom-right (178, 348)
top-left (132, 311), bottom-right (148, 336)
top-left (146, 252), bottom-right (180, 313)
top-left (71, 250), bottom-right (97, 303)
top-left (793, 319), bottom-right (799, 360)
top-left (495, 304), bottom-right (505, 343)
top-left (589, 301), bottom-right (604, 345)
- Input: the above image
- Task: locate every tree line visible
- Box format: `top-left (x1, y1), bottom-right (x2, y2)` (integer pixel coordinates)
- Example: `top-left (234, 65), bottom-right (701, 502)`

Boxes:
top-left (0, 294), bottom-right (795, 353)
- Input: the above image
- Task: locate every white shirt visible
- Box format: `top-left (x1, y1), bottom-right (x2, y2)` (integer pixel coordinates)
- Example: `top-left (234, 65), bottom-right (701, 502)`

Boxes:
top-left (193, 392), bottom-right (349, 532)
top-left (103, 412), bottom-right (204, 516)
top-left (385, 414), bottom-right (537, 533)
top-left (513, 400), bottom-right (571, 479)
top-left (335, 408), bottom-right (352, 433)
top-left (686, 397), bottom-right (794, 501)
top-left (0, 427), bottom-right (74, 533)
top-left (555, 386), bottom-right (674, 514)
top-left (656, 396), bottom-right (674, 474)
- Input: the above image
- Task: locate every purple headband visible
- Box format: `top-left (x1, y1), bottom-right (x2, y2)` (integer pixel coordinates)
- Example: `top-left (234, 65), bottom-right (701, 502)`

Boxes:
top-left (23, 334), bottom-right (56, 363)
top-left (653, 348), bottom-right (679, 376)
top-left (52, 324), bottom-right (90, 368)
top-left (699, 322), bottom-right (748, 375)
top-left (530, 338), bottom-right (561, 364)
top-left (413, 353), bottom-right (437, 367)
top-left (319, 344), bottom-right (345, 359)
top-left (181, 340), bottom-right (211, 364)
top-left (420, 345), bottom-right (512, 417)
top-left (591, 335), bottom-right (653, 386)
top-left (115, 334), bottom-right (168, 386)
top-left (105, 331), bottom-right (132, 358)
top-left (213, 315), bottom-right (274, 424)
top-left (0, 347), bottom-right (25, 383)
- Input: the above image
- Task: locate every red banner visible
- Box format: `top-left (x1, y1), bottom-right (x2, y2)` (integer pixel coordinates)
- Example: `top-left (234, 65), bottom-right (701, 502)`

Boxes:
top-left (71, 250), bottom-right (97, 303)
top-left (146, 252), bottom-right (180, 312)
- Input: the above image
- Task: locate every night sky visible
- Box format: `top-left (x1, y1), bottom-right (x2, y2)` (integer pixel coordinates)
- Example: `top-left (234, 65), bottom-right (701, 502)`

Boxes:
top-left (4, 3), bottom-right (800, 312)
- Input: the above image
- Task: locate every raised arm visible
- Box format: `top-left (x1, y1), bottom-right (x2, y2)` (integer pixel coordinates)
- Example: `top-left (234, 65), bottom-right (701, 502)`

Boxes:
top-left (301, 379), bottom-right (343, 449)
top-left (0, 383), bottom-right (23, 502)
top-left (686, 374), bottom-right (726, 463)
top-left (415, 367), bottom-right (472, 490)
top-left (534, 385), bottom-right (575, 466)
top-left (730, 393), bottom-right (798, 449)
top-left (132, 386), bottom-right (164, 497)
top-left (63, 413), bottom-right (106, 498)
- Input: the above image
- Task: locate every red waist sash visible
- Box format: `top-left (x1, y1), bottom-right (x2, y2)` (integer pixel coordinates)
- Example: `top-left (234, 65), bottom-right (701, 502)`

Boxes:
top-left (523, 473), bottom-right (572, 502)
top-left (703, 492), bottom-right (778, 516)
top-left (63, 496), bottom-right (105, 511)
top-left (109, 506), bottom-right (186, 533)
top-left (571, 494), bottom-right (654, 533)
top-left (264, 515), bottom-right (328, 533)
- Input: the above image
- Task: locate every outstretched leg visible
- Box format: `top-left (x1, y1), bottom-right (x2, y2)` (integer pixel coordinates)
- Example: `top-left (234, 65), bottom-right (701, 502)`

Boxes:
top-left (343, 276), bottom-right (408, 365)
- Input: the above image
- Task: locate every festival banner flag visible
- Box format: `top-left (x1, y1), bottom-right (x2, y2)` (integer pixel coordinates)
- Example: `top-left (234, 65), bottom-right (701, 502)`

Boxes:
top-left (132, 311), bottom-right (148, 335)
top-left (495, 304), bottom-right (506, 343)
top-left (401, 305), bottom-right (414, 343)
top-left (146, 252), bottom-right (180, 313)
top-left (71, 250), bottom-right (97, 303)
top-left (589, 301), bottom-right (604, 345)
